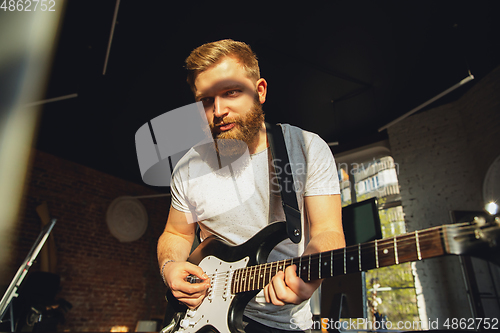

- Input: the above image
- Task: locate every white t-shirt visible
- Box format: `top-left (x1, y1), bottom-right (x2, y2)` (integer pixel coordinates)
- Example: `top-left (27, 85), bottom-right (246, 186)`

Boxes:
top-left (170, 124), bottom-right (340, 330)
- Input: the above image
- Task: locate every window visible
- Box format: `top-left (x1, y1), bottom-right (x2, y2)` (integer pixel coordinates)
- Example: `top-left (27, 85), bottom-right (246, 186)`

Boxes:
top-left (336, 153), bottom-right (419, 326)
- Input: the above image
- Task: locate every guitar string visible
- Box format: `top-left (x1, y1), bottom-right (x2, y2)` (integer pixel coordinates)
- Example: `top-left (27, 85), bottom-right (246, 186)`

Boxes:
top-left (203, 226), bottom-right (443, 281)
top-left (201, 227), bottom-right (469, 285)
top-left (204, 220), bottom-right (487, 283)
top-left (199, 224), bottom-right (486, 289)
top-left (202, 234), bottom-right (428, 287)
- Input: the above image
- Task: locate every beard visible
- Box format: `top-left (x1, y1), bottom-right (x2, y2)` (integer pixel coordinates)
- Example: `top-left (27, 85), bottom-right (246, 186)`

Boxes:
top-left (209, 100), bottom-right (265, 157)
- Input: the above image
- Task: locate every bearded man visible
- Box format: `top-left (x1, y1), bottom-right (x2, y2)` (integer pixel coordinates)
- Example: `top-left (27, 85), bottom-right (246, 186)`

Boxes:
top-left (158, 39), bottom-right (345, 332)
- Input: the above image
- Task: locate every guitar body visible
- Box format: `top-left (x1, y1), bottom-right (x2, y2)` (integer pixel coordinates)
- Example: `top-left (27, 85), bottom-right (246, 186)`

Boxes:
top-left (162, 221), bottom-right (288, 333)
top-left (161, 218), bottom-right (500, 333)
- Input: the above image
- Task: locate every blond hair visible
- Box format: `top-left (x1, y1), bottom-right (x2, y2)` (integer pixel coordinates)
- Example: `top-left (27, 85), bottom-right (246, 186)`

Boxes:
top-left (185, 39), bottom-right (260, 92)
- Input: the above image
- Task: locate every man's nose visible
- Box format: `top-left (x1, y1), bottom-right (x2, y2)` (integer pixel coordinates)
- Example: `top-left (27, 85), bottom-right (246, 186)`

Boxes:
top-left (213, 96), bottom-right (228, 118)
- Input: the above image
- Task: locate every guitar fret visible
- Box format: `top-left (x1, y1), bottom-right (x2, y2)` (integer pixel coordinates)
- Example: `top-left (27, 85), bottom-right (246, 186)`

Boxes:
top-left (375, 239), bottom-right (379, 268)
top-left (237, 268), bottom-right (242, 292)
top-left (241, 268), bottom-right (246, 292)
top-left (261, 263), bottom-right (266, 289)
top-left (265, 263), bottom-right (269, 286)
top-left (298, 257), bottom-right (302, 279)
top-left (263, 263), bottom-right (267, 287)
top-left (415, 230), bottom-right (422, 260)
top-left (394, 237), bottom-right (399, 265)
top-left (358, 244), bottom-right (361, 271)
top-left (267, 262), bottom-right (272, 285)
top-left (246, 266), bottom-right (251, 292)
top-left (241, 268), bottom-right (245, 293)
top-left (257, 264), bottom-right (261, 289)
top-left (248, 266), bottom-right (253, 291)
top-left (258, 264), bottom-right (263, 290)
top-left (234, 269), bottom-right (239, 293)
top-left (252, 265), bottom-right (256, 290)
top-left (343, 248), bottom-right (346, 274)
top-left (242, 267), bottom-right (247, 292)
top-left (308, 255), bottom-right (311, 281)
top-left (270, 262), bottom-right (274, 283)
top-left (240, 268), bottom-right (244, 293)
top-left (330, 251), bottom-right (333, 277)
top-left (318, 253), bottom-right (321, 279)
top-left (232, 269), bottom-right (236, 293)
top-left (255, 265), bottom-right (259, 289)
top-left (248, 265), bottom-right (253, 291)
top-left (253, 265), bottom-right (257, 290)
top-left (239, 269), bottom-right (243, 293)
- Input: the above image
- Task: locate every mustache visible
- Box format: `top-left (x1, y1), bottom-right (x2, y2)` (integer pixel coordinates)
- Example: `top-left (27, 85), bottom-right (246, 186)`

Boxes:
top-left (210, 117), bottom-right (242, 133)
top-left (213, 117), bottom-right (238, 126)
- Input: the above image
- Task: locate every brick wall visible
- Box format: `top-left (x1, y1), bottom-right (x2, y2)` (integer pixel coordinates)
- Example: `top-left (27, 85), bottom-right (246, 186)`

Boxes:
top-left (388, 66), bottom-right (500, 324)
top-left (3, 150), bottom-right (170, 332)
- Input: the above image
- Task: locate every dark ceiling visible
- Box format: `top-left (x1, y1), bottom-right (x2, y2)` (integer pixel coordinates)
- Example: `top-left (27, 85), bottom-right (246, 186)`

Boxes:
top-left (35, 0), bottom-right (500, 189)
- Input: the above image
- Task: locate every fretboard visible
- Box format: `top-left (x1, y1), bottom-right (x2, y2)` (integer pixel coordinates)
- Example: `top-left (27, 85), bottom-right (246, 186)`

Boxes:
top-left (231, 225), bottom-right (445, 294)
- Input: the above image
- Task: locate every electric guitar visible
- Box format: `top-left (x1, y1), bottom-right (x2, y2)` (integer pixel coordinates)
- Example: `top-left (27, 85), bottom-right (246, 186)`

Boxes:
top-left (161, 220), bottom-right (500, 333)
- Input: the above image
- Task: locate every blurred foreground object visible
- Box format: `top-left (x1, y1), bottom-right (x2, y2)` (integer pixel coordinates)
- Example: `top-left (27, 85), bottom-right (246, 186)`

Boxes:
top-left (0, 3), bottom-right (66, 283)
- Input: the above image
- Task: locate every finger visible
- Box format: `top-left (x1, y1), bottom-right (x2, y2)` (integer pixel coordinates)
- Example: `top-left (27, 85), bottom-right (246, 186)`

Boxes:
top-left (284, 265), bottom-right (303, 294)
top-left (183, 262), bottom-right (209, 281)
top-left (171, 279), bottom-right (210, 297)
top-left (178, 262), bottom-right (211, 290)
top-left (178, 293), bottom-right (206, 309)
top-left (274, 269), bottom-right (305, 305)
top-left (264, 282), bottom-right (284, 305)
top-left (263, 284), bottom-right (270, 303)
top-left (284, 265), bottom-right (321, 301)
top-left (268, 284), bottom-right (285, 306)
top-left (269, 271), bottom-right (286, 306)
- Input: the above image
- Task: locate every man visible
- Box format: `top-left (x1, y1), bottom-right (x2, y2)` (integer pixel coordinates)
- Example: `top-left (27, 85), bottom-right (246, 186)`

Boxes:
top-left (158, 39), bottom-right (345, 332)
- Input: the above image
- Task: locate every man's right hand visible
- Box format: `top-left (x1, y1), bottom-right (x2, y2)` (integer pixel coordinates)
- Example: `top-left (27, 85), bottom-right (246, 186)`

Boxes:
top-left (163, 261), bottom-right (211, 309)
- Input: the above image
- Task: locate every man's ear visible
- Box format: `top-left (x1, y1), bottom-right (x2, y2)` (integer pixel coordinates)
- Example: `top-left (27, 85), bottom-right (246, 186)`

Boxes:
top-left (256, 78), bottom-right (268, 104)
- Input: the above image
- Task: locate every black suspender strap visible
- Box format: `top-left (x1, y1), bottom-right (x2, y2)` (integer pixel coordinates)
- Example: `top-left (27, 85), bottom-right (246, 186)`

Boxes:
top-left (266, 122), bottom-right (302, 244)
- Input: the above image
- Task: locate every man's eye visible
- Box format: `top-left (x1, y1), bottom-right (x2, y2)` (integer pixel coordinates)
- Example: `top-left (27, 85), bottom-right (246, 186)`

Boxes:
top-left (226, 90), bottom-right (240, 97)
top-left (201, 97), bottom-right (213, 105)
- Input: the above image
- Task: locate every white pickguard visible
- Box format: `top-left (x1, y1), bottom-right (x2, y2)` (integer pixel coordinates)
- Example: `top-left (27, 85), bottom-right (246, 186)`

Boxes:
top-left (170, 256), bottom-right (249, 333)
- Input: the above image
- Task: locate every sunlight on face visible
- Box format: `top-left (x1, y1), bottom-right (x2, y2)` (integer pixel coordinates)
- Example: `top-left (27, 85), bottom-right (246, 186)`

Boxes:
top-left (194, 57), bottom-right (265, 155)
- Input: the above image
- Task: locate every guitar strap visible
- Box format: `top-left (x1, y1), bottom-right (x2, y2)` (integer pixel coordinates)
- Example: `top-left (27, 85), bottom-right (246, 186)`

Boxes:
top-left (266, 122), bottom-right (302, 244)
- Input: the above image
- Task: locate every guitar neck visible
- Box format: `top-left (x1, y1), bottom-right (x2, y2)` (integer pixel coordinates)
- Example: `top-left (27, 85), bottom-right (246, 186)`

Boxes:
top-left (231, 225), bottom-right (446, 294)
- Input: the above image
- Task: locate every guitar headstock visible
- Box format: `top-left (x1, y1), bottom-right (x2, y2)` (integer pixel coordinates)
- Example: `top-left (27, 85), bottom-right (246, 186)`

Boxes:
top-left (444, 218), bottom-right (500, 265)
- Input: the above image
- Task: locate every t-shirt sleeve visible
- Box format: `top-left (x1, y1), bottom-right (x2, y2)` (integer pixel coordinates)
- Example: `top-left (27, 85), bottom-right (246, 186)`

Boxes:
top-left (170, 166), bottom-right (192, 213)
top-left (304, 134), bottom-right (340, 196)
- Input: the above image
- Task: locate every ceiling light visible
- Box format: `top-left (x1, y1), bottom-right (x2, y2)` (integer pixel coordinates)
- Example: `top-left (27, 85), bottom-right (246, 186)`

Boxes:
top-left (485, 202), bottom-right (498, 215)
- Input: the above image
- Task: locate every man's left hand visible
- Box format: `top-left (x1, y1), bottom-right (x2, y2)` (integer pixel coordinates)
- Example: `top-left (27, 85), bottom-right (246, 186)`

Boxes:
top-left (263, 265), bottom-right (322, 306)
